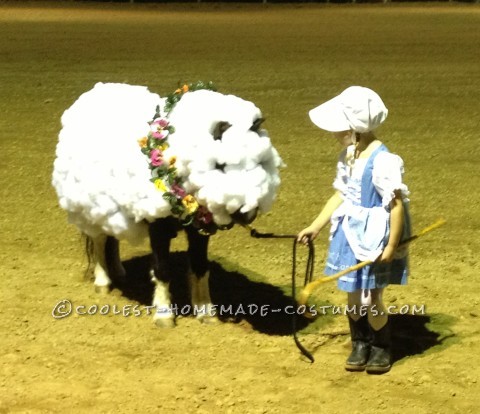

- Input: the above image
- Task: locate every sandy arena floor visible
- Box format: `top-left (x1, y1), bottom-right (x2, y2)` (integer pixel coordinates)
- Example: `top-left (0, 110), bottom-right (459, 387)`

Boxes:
top-left (1, 2), bottom-right (479, 413)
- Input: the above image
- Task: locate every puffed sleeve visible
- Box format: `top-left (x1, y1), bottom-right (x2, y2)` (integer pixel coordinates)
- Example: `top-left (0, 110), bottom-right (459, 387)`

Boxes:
top-left (372, 152), bottom-right (410, 207)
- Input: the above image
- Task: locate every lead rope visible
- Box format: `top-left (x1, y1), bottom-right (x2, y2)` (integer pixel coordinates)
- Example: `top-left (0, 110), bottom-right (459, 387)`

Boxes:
top-left (249, 228), bottom-right (315, 363)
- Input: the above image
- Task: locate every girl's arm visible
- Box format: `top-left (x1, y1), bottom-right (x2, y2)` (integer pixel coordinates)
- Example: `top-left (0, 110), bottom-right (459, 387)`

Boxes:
top-left (379, 190), bottom-right (404, 262)
top-left (297, 191), bottom-right (343, 244)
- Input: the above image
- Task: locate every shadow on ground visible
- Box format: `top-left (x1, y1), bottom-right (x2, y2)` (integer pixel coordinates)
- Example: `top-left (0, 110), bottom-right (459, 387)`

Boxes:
top-left (116, 251), bottom-right (312, 336)
top-left (389, 313), bottom-right (456, 363)
top-left (115, 252), bottom-right (456, 362)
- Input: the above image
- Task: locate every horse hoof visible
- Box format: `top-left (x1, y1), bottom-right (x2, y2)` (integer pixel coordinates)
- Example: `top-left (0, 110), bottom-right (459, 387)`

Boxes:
top-left (154, 318), bottom-right (176, 328)
top-left (198, 315), bottom-right (219, 325)
top-left (94, 285), bottom-right (110, 295)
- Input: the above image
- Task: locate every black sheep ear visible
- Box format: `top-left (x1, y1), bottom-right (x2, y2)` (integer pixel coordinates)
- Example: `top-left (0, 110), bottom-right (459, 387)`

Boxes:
top-left (212, 121), bottom-right (232, 141)
top-left (250, 117), bottom-right (265, 133)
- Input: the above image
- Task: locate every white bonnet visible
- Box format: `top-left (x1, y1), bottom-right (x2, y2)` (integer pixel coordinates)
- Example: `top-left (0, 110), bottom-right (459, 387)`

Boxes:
top-left (309, 86), bottom-right (388, 133)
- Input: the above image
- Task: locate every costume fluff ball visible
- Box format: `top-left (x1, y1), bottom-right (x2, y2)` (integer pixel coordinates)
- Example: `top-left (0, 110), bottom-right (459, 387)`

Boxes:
top-left (52, 82), bottom-right (283, 243)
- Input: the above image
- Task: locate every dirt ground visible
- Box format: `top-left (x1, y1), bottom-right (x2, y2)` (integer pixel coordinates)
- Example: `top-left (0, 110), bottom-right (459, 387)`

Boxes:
top-left (1, 2), bottom-right (479, 413)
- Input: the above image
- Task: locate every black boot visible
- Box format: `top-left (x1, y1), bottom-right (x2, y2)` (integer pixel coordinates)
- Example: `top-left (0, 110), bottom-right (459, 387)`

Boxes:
top-left (345, 316), bottom-right (371, 372)
top-left (366, 322), bottom-right (391, 374)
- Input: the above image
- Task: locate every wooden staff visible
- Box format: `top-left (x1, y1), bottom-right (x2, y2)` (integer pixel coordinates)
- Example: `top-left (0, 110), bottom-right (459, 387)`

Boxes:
top-left (297, 218), bottom-right (446, 306)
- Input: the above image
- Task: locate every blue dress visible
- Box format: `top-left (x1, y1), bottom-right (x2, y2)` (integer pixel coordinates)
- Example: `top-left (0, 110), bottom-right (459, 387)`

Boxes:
top-left (324, 144), bottom-right (411, 292)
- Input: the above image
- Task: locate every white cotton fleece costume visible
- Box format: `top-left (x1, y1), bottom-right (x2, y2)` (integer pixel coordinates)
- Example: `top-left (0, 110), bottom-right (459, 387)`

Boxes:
top-left (52, 83), bottom-right (283, 244)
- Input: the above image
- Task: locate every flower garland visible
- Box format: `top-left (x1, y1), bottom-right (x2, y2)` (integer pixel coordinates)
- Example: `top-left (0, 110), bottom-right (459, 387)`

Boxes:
top-left (138, 81), bottom-right (218, 232)
top-left (164, 80), bottom-right (216, 113)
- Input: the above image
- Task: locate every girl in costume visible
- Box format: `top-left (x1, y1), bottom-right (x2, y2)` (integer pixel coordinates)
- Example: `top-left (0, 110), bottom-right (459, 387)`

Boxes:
top-left (297, 86), bottom-right (411, 374)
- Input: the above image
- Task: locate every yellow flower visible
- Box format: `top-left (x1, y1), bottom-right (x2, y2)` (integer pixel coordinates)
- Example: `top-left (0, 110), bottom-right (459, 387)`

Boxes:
top-left (137, 136), bottom-right (148, 148)
top-left (154, 179), bottom-right (167, 192)
top-left (160, 142), bottom-right (169, 152)
top-left (182, 195), bottom-right (199, 214)
top-left (169, 156), bottom-right (176, 166)
top-left (175, 88), bottom-right (182, 94)
top-left (181, 84), bottom-right (189, 93)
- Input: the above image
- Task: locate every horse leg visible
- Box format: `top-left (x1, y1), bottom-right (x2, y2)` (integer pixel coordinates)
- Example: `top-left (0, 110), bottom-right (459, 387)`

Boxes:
top-left (149, 218), bottom-right (176, 328)
top-left (91, 234), bottom-right (125, 293)
top-left (92, 234), bottom-right (111, 295)
top-left (185, 225), bottom-right (218, 324)
top-left (105, 236), bottom-right (126, 285)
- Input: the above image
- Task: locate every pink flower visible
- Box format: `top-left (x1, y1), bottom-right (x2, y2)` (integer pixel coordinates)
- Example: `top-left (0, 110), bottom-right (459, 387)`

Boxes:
top-left (171, 183), bottom-right (187, 198)
top-left (151, 130), bottom-right (169, 140)
top-left (150, 149), bottom-right (164, 167)
top-left (158, 118), bottom-right (169, 128)
top-left (151, 118), bottom-right (170, 129)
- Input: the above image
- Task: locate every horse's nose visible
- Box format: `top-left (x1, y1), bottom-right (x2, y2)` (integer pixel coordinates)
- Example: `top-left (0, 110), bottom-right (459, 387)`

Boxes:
top-left (231, 208), bottom-right (258, 226)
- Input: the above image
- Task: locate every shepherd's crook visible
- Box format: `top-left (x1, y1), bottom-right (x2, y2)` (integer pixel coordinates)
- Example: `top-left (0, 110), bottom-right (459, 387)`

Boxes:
top-left (297, 218), bottom-right (446, 306)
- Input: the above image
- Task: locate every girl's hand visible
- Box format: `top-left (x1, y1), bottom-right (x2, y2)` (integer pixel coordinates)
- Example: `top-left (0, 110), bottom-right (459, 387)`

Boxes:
top-left (297, 192), bottom-right (342, 246)
top-left (380, 192), bottom-right (404, 263)
top-left (297, 226), bottom-right (319, 245)
top-left (379, 244), bottom-right (396, 263)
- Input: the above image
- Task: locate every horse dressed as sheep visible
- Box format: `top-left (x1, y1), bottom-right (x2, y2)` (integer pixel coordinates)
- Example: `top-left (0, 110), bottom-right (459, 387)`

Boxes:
top-left (52, 82), bottom-right (283, 327)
